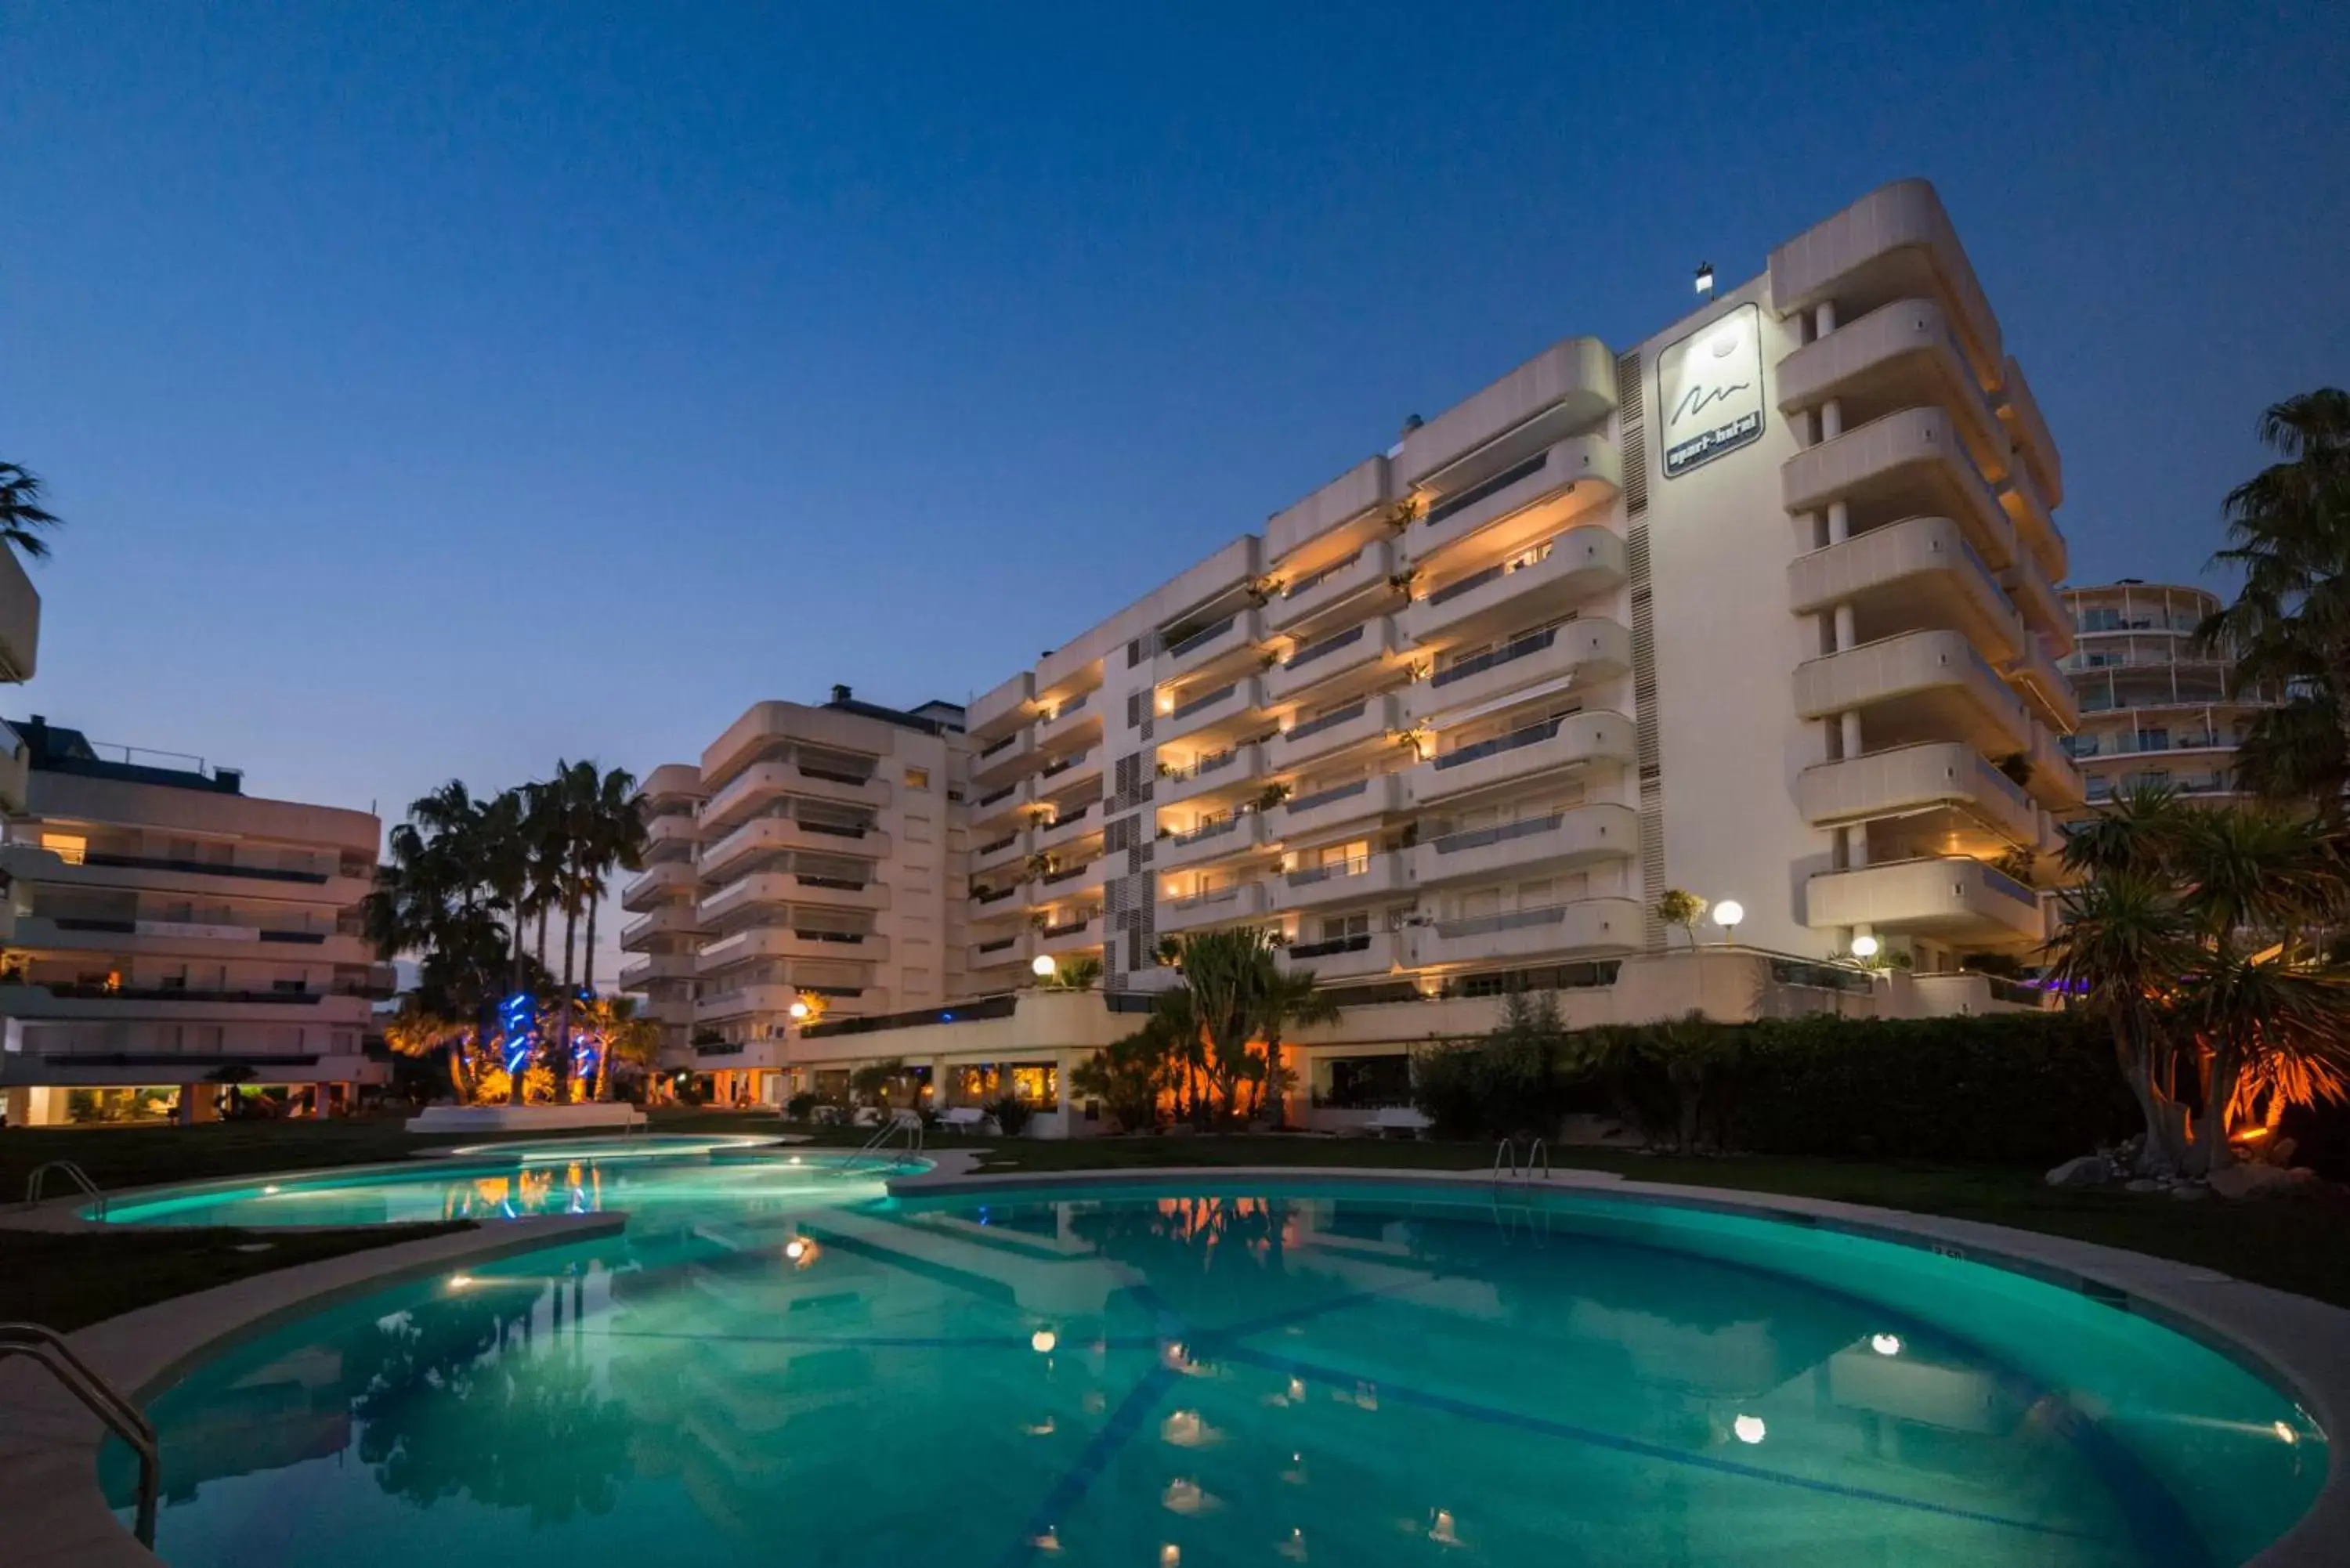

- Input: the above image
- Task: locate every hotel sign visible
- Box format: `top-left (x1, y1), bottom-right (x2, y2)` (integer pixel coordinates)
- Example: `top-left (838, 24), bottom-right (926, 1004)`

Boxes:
top-left (1658, 302), bottom-right (1765, 478)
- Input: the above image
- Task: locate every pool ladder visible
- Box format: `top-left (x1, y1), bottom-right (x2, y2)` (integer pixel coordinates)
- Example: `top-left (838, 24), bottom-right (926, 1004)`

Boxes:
top-left (1490, 1138), bottom-right (1551, 1184)
top-left (837, 1112), bottom-right (924, 1176)
top-left (20, 1160), bottom-right (106, 1219)
top-left (0, 1322), bottom-right (157, 1547)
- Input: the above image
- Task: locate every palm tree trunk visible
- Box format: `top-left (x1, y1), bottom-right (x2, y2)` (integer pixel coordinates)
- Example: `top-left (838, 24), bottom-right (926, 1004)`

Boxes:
top-left (580, 889), bottom-right (603, 1100)
top-left (556, 873), bottom-right (580, 1100)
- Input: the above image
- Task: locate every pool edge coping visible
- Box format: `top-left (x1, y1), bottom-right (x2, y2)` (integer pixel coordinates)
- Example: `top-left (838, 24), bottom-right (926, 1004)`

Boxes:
top-left (0, 1213), bottom-right (627, 1568)
top-left (887, 1157), bottom-right (2350, 1568)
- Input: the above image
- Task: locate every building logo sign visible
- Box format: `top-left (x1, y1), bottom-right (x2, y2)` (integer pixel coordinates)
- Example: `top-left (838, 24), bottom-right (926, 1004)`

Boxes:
top-left (1658, 302), bottom-right (1765, 478)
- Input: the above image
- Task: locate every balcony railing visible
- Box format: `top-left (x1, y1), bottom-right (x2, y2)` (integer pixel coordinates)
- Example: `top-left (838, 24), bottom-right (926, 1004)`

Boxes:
top-left (1166, 616), bottom-right (1237, 659)
top-left (1039, 917), bottom-right (1093, 938)
top-left (1042, 861), bottom-right (1096, 886)
top-left (1170, 682), bottom-right (1238, 721)
top-left (1165, 748), bottom-right (1240, 782)
top-left (1436, 904), bottom-right (1567, 938)
top-left (972, 885), bottom-right (1019, 905)
top-left (975, 936), bottom-right (1019, 955)
top-left (1285, 551), bottom-right (1363, 600)
top-left (1039, 750), bottom-right (1090, 779)
top-left (1285, 699), bottom-right (1368, 744)
top-left (1287, 932), bottom-right (1372, 959)
top-left (978, 732), bottom-right (1021, 759)
top-left (73, 852), bottom-right (334, 887)
top-left (1284, 779), bottom-right (1369, 815)
top-left (1430, 813), bottom-right (1562, 855)
top-left (1425, 540), bottom-right (1556, 609)
top-left (1434, 717), bottom-right (1561, 771)
top-left (1170, 816), bottom-right (1239, 847)
top-left (1281, 623), bottom-right (1365, 673)
top-left (975, 783), bottom-right (1018, 808)
top-left (1043, 804), bottom-right (1093, 831)
top-left (1432, 626), bottom-right (1557, 688)
top-left (1288, 856), bottom-right (1370, 887)
top-left (1424, 451), bottom-right (1547, 528)
top-left (977, 833), bottom-right (1021, 856)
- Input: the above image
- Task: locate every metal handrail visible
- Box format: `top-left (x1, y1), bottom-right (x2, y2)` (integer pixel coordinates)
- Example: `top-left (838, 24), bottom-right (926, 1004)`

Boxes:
top-left (1491, 1139), bottom-right (1519, 1182)
top-left (1491, 1137), bottom-right (1551, 1183)
top-left (23, 1160), bottom-right (105, 1219)
top-left (837, 1111), bottom-right (924, 1176)
top-left (0, 1323), bottom-right (157, 1546)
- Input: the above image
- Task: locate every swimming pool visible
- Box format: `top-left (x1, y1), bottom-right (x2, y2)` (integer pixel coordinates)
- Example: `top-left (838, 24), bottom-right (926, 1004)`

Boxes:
top-left (91, 1142), bottom-right (915, 1227)
top-left (104, 1174), bottom-right (2325, 1566)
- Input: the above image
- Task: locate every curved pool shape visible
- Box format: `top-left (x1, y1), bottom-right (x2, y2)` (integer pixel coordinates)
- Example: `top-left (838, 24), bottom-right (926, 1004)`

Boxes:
top-left (92, 1147), bottom-right (915, 1227)
top-left (107, 1179), bottom-right (2324, 1566)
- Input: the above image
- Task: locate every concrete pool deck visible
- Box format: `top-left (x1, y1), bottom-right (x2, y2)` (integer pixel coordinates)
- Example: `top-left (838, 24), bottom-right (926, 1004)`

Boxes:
top-left (5, 1151), bottom-right (2345, 1567)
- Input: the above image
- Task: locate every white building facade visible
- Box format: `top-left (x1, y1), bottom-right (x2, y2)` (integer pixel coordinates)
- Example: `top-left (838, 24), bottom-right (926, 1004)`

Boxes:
top-left (0, 717), bottom-right (390, 1125)
top-left (635, 179), bottom-right (2080, 1125)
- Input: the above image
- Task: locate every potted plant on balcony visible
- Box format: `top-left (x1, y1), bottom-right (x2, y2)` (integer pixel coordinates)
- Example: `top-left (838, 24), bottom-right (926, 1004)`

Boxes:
top-left (1254, 782), bottom-right (1292, 814)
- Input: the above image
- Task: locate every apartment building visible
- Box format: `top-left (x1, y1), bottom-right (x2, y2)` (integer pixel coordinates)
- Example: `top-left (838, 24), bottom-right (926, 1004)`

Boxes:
top-left (2059, 581), bottom-right (2280, 811)
top-left (620, 688), bottom-right (967, 1100)
top-left (656, 178), bottom-right (2078, 1125)
top-left (0, 717), bottom-right (390, 1126)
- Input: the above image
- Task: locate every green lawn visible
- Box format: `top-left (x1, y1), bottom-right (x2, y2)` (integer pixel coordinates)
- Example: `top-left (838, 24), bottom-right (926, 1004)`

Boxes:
top-left (5, 1109), bottom-right (2348, 1320)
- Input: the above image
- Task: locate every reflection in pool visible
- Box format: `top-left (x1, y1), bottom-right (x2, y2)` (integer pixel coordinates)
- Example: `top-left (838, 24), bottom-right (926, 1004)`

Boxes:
top-left (111, 1181), bottom-right (2324, 1567)
top-left (95, 1146), bottom-right (912, 1227)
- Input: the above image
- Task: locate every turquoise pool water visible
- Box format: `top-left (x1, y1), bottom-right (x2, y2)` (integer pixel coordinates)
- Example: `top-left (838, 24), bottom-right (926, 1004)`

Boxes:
top-left (107, 1173), bottom-right (2325, 1566)
top-left (92, 1143), bottom-right (913, 1227)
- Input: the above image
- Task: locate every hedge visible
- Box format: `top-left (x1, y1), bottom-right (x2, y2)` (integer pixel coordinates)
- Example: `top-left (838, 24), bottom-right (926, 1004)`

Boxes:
top-left (1415, 1009), bottom-right (2137, 1165)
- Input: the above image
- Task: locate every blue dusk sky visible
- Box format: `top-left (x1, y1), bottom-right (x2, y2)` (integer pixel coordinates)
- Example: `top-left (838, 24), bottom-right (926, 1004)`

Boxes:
top-left (5, 0), bottom-right (2345, 844)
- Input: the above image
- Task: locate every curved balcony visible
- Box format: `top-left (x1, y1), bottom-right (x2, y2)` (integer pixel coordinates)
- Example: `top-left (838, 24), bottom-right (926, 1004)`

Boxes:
top-left (1412, 804), bottom-right (1636, 890)
top-left (2028, 722), bottom-right (2088, 811)
top-left (1805, 855), bottom-right (2045, 946)
top-left (1797, 742), bottom-right (2040, 847)
top-left (1273, 692), bottom-right (1403, 769)
top-left (1035, 803), bottom-right (1099, 854)
top-left (696, 983), bottom-right (808, 1024)
top-left (1403, 433), bottom-right (1622, 567)
top-left (699, 816), bottom-right (888, 880)
top-left (697, 927), bottom-right (888, 969)
top-left (1278, 772), bottom-right (1408, 844)
top-left (1998, 355), bottom-right (2063, 509)
top-left (1266, 616), bottom-right (1405, 706)
top-left (1034, 858), bottom-right (1107, 904)
top-left (1793, 629), bottom-right (2030, 755)
top-left (1268, 851), bottom-right (1408, 916)
top-left (1402, 526), bottom-right (1626, 650)
top-left (1999, 461), bottom-right (2068, 582)
top-left (1403, 618), bottom-right (1631, 722)
top-left (618, 953), bottom-right (696, 988)
top-left (1155, 677), bottom-right (1269, 751)
top-left (1282, 928), bottom-right (1404, 982)
top-left (972, 827), bottom-right (1032, 876)
top-left (1775, 297), bottom-right (2005, 468)
top-left (645, 813), bottom-right (701, 851)
top-left (1156, 811), bottom-right (1270, 873)
top-left (1410, 897), bottom-right (1643, 968)
top-left (1787, 515), bottom-right (2023, 663)
top-left (1155, 609), bottom-right (1268, 685)
top-left (1409, 710), bottom-right (1635, 805)
top-left (1036, 915), bottom-right (1103, 959)
top-left (1158, 743), bottom-right (1264, 810)
top-left (1156, 880), bottom-right (1268, 935)
top-left (1396, 335), bottom-right (1617, 487)
top-left (968, 670), bottom-right (1035, 742)
top-left (2001, 550), bottom-right (2073, 656)
top-left (1767, 179), bottom-right (2004, 388)
top-left (1036, 690), bottom-right (1102, 750)
top-left (969, 775), bottom-right (1038, 833)
top-left (2004, 636), bottom-right (2081, 733)
top-left (969, 930), bottom-right (1037, 973)
top-left (1269, 540), bottom-right (1397, 633)
top-left (1782, 408), bottom-right (2016, 570)
top-left (621, 858), bottom-right (698, 912)
top-left (621, 902), bottom-right (709, 948)
top-left (971, 726), bottom-right (1039, 788)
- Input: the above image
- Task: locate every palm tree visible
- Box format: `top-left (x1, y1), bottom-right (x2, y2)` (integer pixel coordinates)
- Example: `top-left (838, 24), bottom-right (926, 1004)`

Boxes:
top-left (385, 1005), bottom-right (472, 1102)
top-left (2048, 790), bottom-right (2350, 1174)
top-left (2196, 388), bottom-right (2350, 811)
top-left (1165, 927), bottom-right (1274, 1124)
top-left (0, 461), bottom-right (63, 560)
top-left (582, 995), bottom-right (662, 1102)
top-left (477, 789), bottom-right (534, 999)
top-left (1249, 962), bottom-right (1340, 1127)
top-left (573, 765), bottom-right (645, 1021)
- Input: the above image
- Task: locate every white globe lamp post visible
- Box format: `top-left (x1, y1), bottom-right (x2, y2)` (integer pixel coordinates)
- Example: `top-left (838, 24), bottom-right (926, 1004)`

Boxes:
top-left (1712, 899), bottom-right (1744, 945)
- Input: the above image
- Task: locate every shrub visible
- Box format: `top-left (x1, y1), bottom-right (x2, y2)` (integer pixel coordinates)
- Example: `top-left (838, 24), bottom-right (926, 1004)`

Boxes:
top-left (1412, 1004), bottom-right (2134, 1163)
top-left (991, 1095), bottom-right (1034, 1137)
top-left (1734, 1012), bottom-right (2134, 1163)
top-left (784, 1091), bottom-right (822, 1122)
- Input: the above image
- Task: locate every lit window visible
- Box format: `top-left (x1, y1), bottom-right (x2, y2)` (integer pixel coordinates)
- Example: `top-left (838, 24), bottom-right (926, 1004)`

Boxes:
top-left (905, 767), bottom-right (930, 789)
top-left (41, 833), bottom-right (86, 865)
